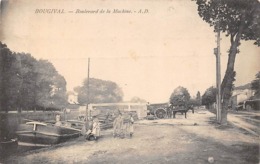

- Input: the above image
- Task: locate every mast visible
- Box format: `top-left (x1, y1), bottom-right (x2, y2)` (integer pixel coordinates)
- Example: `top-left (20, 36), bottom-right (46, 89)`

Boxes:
top-left (86, 58), bottom-right (90, 121)
top-left (215, 1), bottom-right (222, 123)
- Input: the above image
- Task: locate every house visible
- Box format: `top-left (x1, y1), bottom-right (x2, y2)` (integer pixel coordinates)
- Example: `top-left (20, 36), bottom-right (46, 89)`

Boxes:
top-left (230, 84), bottom-right (255, 110)
top-left (67, 91), bottom-right (78, 104)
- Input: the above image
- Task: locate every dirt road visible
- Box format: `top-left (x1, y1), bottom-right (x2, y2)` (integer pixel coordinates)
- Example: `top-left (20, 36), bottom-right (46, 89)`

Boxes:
top-left (4, 110), bottom-right (259, 164)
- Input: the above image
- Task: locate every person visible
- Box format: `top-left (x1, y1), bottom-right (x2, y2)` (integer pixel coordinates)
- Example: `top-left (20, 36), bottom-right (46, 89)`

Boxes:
top-left (92, 116), bottom-right (100, 140)
top-left (55, 114), bottom-right (62, 126)
top-left (166, 106), bottom-right (171, 119)
top-left (113, 113), bottom-right (123, 138)
top-left (83, 118), bottom-right (94, 140)
top-left (81, 118), bottom-right (89, 136)
top-left (82, 116), bottom-right (100, 141)
top-left (128, 114), bottom-right (134, 137)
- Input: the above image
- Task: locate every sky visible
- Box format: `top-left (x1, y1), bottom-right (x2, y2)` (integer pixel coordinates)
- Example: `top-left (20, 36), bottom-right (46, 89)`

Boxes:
top-left (1, 0), bottom-right (259, 103)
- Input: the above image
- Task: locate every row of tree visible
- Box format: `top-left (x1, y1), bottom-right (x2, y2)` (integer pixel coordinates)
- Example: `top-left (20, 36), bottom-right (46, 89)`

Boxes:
top-left (0, 42), bottom-right (68, 112)
top-left (200, 72), bottom-right (259, 109)
top-left (75, 78), bottom-right (166, 105)
top-left (75, 82), bottom-right (204, 107)
top-left (74, 82), bottom-right (203, 108)
top-left (169, 71), bottom-right (259, 109)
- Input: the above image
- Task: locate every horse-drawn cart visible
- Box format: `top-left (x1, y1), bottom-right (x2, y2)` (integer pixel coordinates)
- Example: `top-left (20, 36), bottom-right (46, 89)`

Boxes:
top-left (147, 103), bottom-right (194, 119)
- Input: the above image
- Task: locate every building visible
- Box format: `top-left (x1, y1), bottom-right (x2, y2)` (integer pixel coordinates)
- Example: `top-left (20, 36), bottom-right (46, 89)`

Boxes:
top-left (67, 91), bottom-right (78, 104)
top-left (230, 88), bottom-right (254, 110)
top-left (79, 102), bottom-right (148, 119)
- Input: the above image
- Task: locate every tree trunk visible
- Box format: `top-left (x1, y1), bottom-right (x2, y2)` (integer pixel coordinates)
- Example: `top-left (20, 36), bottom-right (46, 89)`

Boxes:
top-left (0, 58), bottom-right (2, 112)
top-left (1, 56), bottom-right (8, 113)
top-left (220, 50), bottom-right (237, 125)
top-left (220, 15), bottom-right (245, 125)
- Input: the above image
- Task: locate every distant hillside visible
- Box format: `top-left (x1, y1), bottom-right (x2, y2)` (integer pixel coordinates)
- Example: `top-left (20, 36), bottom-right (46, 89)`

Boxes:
top-left (234, 83), bottom-right (251, 90)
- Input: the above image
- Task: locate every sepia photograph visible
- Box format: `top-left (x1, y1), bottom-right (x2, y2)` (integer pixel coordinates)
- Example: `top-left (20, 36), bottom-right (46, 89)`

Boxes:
top-left (0, 0), bottom-right (259, 163)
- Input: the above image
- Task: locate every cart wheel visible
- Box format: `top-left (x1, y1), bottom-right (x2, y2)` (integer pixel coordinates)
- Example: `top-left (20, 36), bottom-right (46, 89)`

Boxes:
top-left (155, 108), bottom-right (167, 119)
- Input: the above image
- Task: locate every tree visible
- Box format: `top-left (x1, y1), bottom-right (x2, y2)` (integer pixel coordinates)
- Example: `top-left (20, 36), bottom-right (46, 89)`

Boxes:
top-left (196, 91), bottom-right (202, 105)
top-left (202, 86), bottom-right (217, 109)
top-left (251, 72), bottom-right (260, 98)
top-left (34, 60), bottom-right (68, 109)
top-left (16, 55), bottom-right (67, 111)
top-left (196, 91), bottom-right (201, 100)
top-left (188, 91), bottom-right (202, 107)
top-left (130, 97), bottom-right (147, 103)
top-left (75, 78), bottom-right (124, 104)
top-left (188, 98), bottom-right (200, 107)
top-left (169, 86), bottom-right (191, 106)
top-left (194, 0), bottom-right (260, 124)
top-left (49, 74), bottom-right (68, 109)
top-left (0, 42), bottom-right (68, 112)
top-left (0, 42), bottom-right (19, 112)
top-left (16, 53), bottom-right (38, 111)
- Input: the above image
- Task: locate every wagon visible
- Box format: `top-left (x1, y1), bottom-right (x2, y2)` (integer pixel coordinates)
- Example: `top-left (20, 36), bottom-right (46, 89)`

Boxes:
top-left (147, 103), bottom-right (168, 119)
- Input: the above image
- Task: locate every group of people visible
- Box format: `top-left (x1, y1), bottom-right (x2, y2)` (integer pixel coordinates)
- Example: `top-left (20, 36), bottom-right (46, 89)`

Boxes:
top-left (80, 113), bottom-right (135, 141)
top-left (55, 114), bottom-right (101, 141)
top-left (113, 113), bottom-right (134, 138)
top-left (81, 116), bottom-right (101, 141)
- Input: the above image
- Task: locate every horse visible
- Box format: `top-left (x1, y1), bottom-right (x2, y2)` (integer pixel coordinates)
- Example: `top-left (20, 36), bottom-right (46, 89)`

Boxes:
top-left (170, 105), bottom-right (194, 119)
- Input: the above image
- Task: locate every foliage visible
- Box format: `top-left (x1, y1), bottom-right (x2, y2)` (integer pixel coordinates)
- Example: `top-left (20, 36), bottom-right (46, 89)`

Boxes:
top-left (251, 72), bottom-right (260, 98)
top-left (0, 42), bottom-right (68, 112)
top-left (130, 97), bottom-right (147, 103)
top-left (188, 91), bottom-right (202, 106)
top-left (196, 91), bottom-right (201, 100)
top-left (196, 91), bottom-right (202, 105)
top-left (34, 60), bottom-right (67, 109)
top-left (188, 98), bottom-right (201, 106)
top-left (75, 78), bottom-right (124, 104)
top-left (201, 86), bottom-right (217, 106)
top-left (0, 43), bottom-right (19, 112)
top-left (169, 86), bottom-right (191, 106)
top-left (196, 0), bottom-right (260, 45)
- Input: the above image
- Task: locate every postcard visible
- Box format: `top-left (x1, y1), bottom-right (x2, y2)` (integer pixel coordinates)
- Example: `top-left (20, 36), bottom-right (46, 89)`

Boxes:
top-left (0, 0), bottom-right (259, 163)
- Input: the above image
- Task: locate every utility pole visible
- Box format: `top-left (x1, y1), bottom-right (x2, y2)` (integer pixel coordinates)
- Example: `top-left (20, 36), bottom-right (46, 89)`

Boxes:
top-left (214, 18), bottom-right (222, 123)
top-left (86, 58), bottom-right (90, 121)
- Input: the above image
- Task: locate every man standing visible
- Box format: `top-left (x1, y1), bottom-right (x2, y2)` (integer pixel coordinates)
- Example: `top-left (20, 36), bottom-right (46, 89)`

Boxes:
top-left (113, 113), bottom-right (123, 138)
top-left (128, 114), bottom-right (134, 137)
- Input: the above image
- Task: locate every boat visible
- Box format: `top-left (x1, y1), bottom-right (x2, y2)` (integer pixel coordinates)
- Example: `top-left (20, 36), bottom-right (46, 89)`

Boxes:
top-left (0, 138), bottom-right (18, 158)
top-left (16, 121), bottom-right (81, 147)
